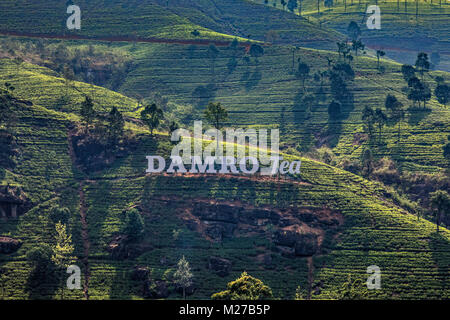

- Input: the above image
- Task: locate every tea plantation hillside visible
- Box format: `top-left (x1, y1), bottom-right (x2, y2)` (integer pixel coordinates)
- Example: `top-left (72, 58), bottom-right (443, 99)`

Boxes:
top-left (0, 0), bottom-right (342, 46)
top-left (250, 0), bottom-right (450, 70)
top-left (3, 35), bottom-right (448, 171)
top-left (111, 41), bottom-right (449, 171)
top-left (0, 59), bottom-right (449, 299)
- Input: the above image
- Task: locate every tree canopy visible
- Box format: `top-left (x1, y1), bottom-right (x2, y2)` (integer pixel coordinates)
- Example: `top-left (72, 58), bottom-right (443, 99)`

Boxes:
top-left (211, 272), bottom-right (273, 300)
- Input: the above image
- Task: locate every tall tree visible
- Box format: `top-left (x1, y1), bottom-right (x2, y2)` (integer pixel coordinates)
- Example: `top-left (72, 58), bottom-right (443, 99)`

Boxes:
top-left (374, 108), bottom-right (387, 143)
top-left (0, 85), bottom-right (14, 128)
top-left (376, 50), bottom-right (385, 70)
top-left (62, 65), bottom-right (75, 99)
top-left (204, 102), bottom-right (228, 131)
top-left (351, 39), bottom-right (365, 57)
top-left (435, 83), bottom-right (449, 105)
top-left (415, 0), bottom-right (419, 20)
top-left (385, 95), bottom-right (405, 143)
top-left (204, 102), bottom-right (228, 159)
top-left (430, 190), bottom-right (450, 232)
top-left (51, 222), bottom-right (75, 299)
top-left (107, 106), bottom-right (124, 143)
top-left (80, 96), bottom-right (95, 131)
top-left (407, 77), bottom-right (424, 107)
top-left (362, 148), bottom-right (374, 177)
top-left (141, 103), bottom-right (164, 136)
top-left (296, 60), bottom-right (310, 92)
top-left (415, 52), bottom-right (430, 81)
top-left (401, 64), bottom-right (415, 82)
top-left (173, 256), bottom-right (193, 299)
top-left (122, 208), bottom-right (145, 243)
top-left (362, 107), bottom-right (375, 139)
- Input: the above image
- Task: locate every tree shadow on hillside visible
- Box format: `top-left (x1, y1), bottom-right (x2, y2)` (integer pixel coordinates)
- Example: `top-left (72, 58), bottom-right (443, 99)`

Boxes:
top-left (25, 265), bottom-right (58, 300)
top-left (292, 90), bottom-right (307, 124)
top-left (407, 107), bottom-right (432, 126)
top-left (326, 93), bottom-right (355, 148)
top-left (429, 231), bottom-right (450, 296)
top-left (85, 180), bottom-right (113, 250)
top-left (244, 69), bottom-right (262, 91)
top-left (192, 83), bottom-right (216, 108)
top-left (109, 263), bottom-right (133, 300)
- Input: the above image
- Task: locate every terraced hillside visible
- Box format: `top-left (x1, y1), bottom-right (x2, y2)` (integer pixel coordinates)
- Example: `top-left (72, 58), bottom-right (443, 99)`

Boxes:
top-left (0, 58), bottom-right (449, 300)
top-left (250, 0), bottom-right (450, 70)
top-left (112, 41), bottom-right (449, 171)
top-left (0, 0), bottom-right (342, 47)
top-left (0, 0), bottom-right (449, 301)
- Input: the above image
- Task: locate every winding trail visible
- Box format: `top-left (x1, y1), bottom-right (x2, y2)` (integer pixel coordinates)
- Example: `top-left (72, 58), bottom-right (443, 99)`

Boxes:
top-left (67, 129), bottom-right (91, 300)
top-left (78, 183), bottom-right (90, 300)
top-left (307, 256), bottom-right (314, 299)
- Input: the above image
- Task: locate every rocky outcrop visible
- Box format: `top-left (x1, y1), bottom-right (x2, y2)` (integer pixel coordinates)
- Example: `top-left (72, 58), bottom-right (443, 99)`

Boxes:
top-left (0, 236), bottom-right (21, 254)
top-left (208, 256), bottom-right (232, 277)
top-left (107, 235), bottom-right (150, 260)
top-left (165, 197), bottom-right (343, 259)
top-left (131, 266), bottom-right (150, 281)
top-left (107, 235), bottom-right (129, 260)
top-left (273, 229), bottom-right (319, 257)
top-left (148, 280), bottom-right (169, 299)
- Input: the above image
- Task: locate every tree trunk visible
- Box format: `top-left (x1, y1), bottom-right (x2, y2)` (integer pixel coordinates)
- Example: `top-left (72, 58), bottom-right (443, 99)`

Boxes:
top-left (183, 287), bottom-right (186, 300)
top-left (292, 50), bottom-right (295, 73)
top-left (416, 0), bottom-right (418, 20)
top-left (437, 210), bottom-right (440, 232)
top-left (398, 121), bottom-right (401, 144)
top-left (379, 125), bottom-right (382, 144)
top-left (61, 275), bottom-right (65, 300)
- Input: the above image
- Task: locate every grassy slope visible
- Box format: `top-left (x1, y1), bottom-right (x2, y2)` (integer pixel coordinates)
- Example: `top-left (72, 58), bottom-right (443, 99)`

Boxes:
top-left (0, 59), bottom-right (449, 299)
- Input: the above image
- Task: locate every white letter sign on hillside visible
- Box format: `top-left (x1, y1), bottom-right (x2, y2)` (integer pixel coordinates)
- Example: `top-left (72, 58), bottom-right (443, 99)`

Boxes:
top-left (146, 121), bottom-right (301, 176)
top-left (67, 5), bottom-right (81, 30)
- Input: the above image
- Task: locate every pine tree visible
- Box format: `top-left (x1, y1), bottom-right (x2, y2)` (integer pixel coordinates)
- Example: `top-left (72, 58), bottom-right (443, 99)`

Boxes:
top-left (430, 190), bottom-right (450, 232)
top-left (107, 106), bottom-right (124, 143)
top-left (80, 96), bottom-right (95, 131)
